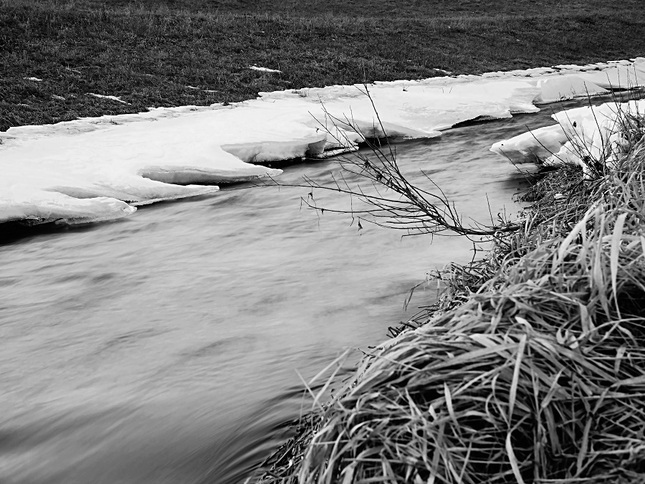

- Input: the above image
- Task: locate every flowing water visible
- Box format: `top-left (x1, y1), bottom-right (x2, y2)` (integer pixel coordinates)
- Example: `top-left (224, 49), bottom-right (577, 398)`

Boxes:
top-left (0, 111), bottom-right (556, 484)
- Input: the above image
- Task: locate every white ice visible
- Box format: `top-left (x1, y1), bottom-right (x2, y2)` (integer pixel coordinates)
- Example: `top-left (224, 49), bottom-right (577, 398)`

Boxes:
top-left (491, 100), bottom-right (645, 177)
top-left (2, 58), bottom-right (644, 226)
top-left (546, 100), bottom-right (645, 174)
top-left (490, 124), bottom-right (569, 164)
top-left (533, 76), bottom-right (609, 104)
top-left (249, 65), bottom-right (282, 73)
top-left (88, 93), bottom-right (130, 105)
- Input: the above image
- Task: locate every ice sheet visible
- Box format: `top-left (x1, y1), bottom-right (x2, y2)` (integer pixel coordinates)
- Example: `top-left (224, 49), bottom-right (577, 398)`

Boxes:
top-left (533, 76), bottom-right (608, 104)
top-left (0, 114), bottom-right (281, 224)
top-left (491, 99), bottom-right (645, 176)
top-left (490, 125), bottom-right (568, 164)
top-left (576, 58), bottom-right (645, 90)
top-left (0, 188), bottom-right (136, 226)
top-left (2, 58), bottom-right (644, 226)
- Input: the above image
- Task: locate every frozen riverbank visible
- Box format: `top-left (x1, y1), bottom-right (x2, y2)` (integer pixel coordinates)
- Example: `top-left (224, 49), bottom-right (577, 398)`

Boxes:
top-left (2, 58), bottom-right (644, 226)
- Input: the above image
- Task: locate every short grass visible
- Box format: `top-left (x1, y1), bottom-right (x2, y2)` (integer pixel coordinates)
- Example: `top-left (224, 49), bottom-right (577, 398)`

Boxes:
top-left (1, 0), bottom-right (644, 131)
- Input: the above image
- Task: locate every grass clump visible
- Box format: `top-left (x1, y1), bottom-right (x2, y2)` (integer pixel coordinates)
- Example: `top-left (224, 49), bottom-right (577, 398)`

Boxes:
top-left (253, 111), bottom-right (645, 483)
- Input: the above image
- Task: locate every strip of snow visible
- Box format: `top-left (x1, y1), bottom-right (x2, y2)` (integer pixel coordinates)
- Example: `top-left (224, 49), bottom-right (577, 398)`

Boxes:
top-left (88, 93), bottom-right (131, 105)
top-left (546, 101), bottom-right (645, 172)
top-left (491, 99), bottom-right (645, 177)
top-left (0, 114), bottom-right (281, 224)
top-left (249, 65), bottom-right (282, 73)
top-left (491, 124), bottom-right (568, 164)
top-left (186, 85), bottom-right (218, 93)
top-left (2, 58), bottom-right (644, 226)
top-left (575, 61), bottom-right (645, 90)
top-left (0, 188), bottom-right (136, 226)
top-left (533, 76), bottom-right (609, 104)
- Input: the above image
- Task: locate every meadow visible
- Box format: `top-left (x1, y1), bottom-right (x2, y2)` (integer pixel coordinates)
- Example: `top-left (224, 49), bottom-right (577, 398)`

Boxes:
top-left (1, 0), bottom-right (645, 130)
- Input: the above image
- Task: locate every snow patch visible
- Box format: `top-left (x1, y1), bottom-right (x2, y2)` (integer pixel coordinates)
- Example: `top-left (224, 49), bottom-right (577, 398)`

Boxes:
top-left (186, 85), bottom-right (219, 93)
top-left (0, 189), bottom-right (136, 226)
top-left (88, 93), bottom-right (130, 105)
top-left (491, 125), bottom-right (567, 163)
top-left (3, 58), bottom-right (645, 227)
top-left (533, 76), bottom-right (609, 104)
top-left (491, 99), bottom-right (645, 177)
top-left (249, 65), bottom-right (282, 73)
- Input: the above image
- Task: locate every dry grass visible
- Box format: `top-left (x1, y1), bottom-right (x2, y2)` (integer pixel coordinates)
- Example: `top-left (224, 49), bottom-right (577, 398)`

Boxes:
top-left (253, 112), bottom-right (645, 483)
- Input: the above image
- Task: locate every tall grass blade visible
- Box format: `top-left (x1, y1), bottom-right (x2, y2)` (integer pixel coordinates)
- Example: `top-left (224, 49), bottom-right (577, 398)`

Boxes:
top-left (610, 212), bottom-right (627, 313)
top-left (505, 431), bottom-right (526, 484)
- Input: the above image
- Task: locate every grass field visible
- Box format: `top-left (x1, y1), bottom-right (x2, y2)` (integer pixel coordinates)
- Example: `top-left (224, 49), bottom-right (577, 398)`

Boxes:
top-left (1, 0), bottom-right (645, 130)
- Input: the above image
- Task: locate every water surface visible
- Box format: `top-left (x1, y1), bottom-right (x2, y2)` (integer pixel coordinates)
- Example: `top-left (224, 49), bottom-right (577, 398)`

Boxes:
top-left (0, 111), bottom-right (555, 484)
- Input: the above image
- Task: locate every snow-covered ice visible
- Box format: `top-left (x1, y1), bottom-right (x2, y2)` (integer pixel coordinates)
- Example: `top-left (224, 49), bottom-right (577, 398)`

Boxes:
top-left (546, 102), bottom-right (644, 168)
top-left (490, 124), bottom-right (569, 164)
top-left (88, 93), bottom-right (131, 105)
top-left (533, 76), bottom-right (609, 104)
top-left (249, 65), bottom-right (282, 73)
top-left (2, 57), bottom-right (644, 226)
top-left (491, 86), bottom-right (645, 177)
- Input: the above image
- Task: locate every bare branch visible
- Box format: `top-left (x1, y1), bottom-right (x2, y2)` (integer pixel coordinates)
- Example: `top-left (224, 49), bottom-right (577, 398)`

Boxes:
top-left (286, 89), bottom-right (521, 240)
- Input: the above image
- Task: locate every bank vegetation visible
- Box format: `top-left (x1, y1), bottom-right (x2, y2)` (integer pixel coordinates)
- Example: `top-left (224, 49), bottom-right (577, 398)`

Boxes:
top-left (254, 106), bottom-right (645, 483)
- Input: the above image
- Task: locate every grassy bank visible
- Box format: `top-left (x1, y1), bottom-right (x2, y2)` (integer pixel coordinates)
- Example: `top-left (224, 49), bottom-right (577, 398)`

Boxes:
top-left (253, 111), bottom-right (645, 482)
top-left (1, 0), bottom-right (645, 131)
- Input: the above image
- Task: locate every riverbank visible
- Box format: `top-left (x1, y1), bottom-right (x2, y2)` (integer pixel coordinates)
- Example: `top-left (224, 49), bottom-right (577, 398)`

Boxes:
top-left (4, 1), bottom-right (645, 482)
top-left (252, 106), bottom-right (645, 482)
top-left (2, 0), bottom-right (645, 131)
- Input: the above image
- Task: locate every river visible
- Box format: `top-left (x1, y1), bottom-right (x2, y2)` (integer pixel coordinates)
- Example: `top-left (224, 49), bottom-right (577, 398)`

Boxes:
top-left (0, 110), bottom-right (556, 484)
